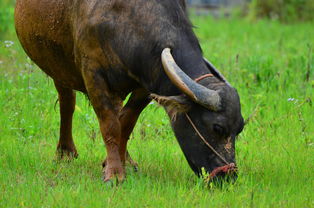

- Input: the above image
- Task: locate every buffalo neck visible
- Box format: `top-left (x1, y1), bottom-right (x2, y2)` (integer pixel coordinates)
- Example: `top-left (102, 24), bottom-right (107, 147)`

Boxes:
top-left (172, 38), bottom-right (209, 80)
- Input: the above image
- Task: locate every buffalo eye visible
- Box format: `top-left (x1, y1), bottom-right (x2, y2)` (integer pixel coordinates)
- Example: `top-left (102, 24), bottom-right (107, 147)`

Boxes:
top-left (213, 124), bottom-right (225, 135)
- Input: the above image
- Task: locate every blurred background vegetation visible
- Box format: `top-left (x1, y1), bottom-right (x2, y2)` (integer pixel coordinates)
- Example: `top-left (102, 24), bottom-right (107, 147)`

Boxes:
top-left (0, 0), bottom-right (15, 38)
top-left (248, 0), bottom-right (314, 22)
top-left (1, 0), bottom-right (314, 38)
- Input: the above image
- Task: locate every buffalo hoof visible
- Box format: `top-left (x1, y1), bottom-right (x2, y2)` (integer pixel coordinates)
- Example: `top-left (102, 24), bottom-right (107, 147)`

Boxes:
top-left (132, 165), bottom-right (138, 172)
top-left (56, 145), bottom-right (78, 160)
top-left (103, 177), bottom-right (125, 187)
top-left (103, 161), bottom-right (138, 173)
top-left (104, 179), bottom-right (115, 188)
top-left (102, 163), bottom-right (125, 185)
top-left (103, 157), bottom-right (138, 172)
top-left (126, 152), bottom-right (139, 172)
top-left (126, 161), bottom-right (139, 172)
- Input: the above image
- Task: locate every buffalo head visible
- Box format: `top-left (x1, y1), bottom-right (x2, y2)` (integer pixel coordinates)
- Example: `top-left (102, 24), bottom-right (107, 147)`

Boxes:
top-left (152, 49), bottom-right (244, 182)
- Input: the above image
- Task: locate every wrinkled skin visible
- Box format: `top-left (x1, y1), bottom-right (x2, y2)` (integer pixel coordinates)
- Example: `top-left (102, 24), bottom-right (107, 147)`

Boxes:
top-left (15, 0), bottom-right (244, 183)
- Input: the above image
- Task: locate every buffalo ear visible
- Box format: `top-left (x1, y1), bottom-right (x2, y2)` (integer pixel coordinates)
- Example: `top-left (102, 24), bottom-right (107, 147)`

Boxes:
top-left (150, 94), bottom-right (191, 118)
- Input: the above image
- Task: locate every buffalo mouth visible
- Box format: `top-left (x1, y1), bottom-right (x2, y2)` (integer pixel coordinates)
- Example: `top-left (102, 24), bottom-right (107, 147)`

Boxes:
top-left (204, 163), bottom-right (238, 184)
top-left (185, 156), bottom-right (238, 183)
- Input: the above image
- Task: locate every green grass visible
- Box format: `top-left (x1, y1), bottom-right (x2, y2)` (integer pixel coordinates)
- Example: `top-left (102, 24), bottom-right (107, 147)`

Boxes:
top-left (1, 13), bottom-right (313, 208)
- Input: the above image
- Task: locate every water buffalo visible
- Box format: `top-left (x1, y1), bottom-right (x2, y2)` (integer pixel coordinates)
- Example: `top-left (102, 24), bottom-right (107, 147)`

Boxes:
top-left (15, 0), bottom-right (244, 183)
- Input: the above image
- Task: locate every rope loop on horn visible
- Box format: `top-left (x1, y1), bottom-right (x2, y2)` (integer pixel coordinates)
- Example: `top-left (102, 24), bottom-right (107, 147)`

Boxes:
top-left (194, 74), bottom-right (214, 83)
top-left (161, 48), bottom-right (221, 111)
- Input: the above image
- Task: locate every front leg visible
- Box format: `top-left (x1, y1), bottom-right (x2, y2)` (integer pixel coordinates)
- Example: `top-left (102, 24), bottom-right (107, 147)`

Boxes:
top-left (82, 63), bottom-right (124, 183)
top-left (98, 108), bottom-right (125, 182)
top-left (102, 89), bottom-right (151, 171)
top-left (118, 89), bottom-right (151, 165)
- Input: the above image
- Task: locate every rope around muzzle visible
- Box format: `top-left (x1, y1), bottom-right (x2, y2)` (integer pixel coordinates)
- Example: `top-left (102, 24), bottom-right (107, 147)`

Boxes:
top-left (185, 113), bottom-right (230, 165)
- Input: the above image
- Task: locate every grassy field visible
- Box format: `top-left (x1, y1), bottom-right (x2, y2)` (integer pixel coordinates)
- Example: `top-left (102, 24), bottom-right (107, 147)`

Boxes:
top-left (1, 9), bottom-right (314, 208)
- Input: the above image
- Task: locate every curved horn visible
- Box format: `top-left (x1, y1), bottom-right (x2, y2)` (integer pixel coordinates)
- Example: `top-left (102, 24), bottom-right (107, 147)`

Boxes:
top-left (161, 48), bottom-right (221, 111)
top-left (203, 57), bottom-right (232, 87)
